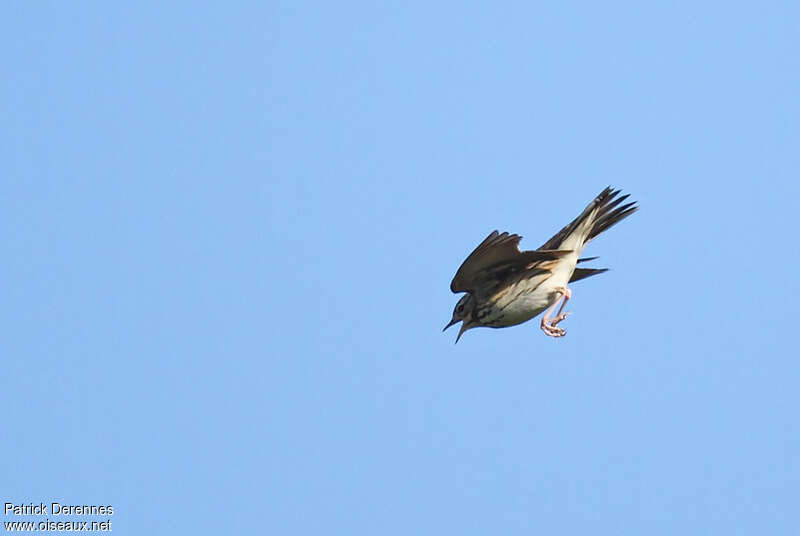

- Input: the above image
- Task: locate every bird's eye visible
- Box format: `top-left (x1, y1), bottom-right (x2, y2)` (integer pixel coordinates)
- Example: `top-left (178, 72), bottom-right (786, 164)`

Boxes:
top-left (457, 305), bottom-right (464, 313)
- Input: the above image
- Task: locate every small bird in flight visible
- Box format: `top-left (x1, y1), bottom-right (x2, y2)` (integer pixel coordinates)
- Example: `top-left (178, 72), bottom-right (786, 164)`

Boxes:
top-left (444, 187), bottom-right (637, 343)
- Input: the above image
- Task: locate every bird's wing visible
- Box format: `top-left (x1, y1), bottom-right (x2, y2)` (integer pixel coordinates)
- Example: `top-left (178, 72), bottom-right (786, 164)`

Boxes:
top-left (570, 267), bottom-right (609, 283)
top-left (450, 230), bottom-right (571, 293)
top-left (538, 187), bottom-right (636, 251)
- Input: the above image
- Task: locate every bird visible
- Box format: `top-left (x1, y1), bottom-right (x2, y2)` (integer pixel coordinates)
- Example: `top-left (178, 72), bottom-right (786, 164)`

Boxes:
top-left (443, 187), bottom-right (637, 343)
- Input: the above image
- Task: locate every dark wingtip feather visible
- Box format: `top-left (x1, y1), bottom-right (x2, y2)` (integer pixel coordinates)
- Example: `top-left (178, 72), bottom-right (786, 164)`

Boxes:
top-left (577, 256), bottom-right (599, 264)
top-left (570, 267), bottom-right (609, 283)
top-left (588, 194), bottom-right (638, 241)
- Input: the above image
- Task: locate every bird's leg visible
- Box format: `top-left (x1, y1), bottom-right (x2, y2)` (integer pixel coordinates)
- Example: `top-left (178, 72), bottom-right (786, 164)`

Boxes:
top-left (550, 287), bottom-right (572, 327)
top-left (540, 287), bottom-right (572, 338)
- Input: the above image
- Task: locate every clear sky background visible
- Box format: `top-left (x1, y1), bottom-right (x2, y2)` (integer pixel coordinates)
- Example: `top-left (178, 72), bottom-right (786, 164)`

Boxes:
top-left (3, 1), bottom-right (799, 534)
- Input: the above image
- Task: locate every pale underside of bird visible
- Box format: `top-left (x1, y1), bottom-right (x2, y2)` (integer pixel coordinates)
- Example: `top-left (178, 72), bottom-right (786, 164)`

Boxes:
top-left (444, 187), bottom-right (637, 343)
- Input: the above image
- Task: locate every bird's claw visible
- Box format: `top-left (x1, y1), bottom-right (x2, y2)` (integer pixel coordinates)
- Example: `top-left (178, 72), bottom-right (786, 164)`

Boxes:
top-left (540, 319), bottom-right (566, 338)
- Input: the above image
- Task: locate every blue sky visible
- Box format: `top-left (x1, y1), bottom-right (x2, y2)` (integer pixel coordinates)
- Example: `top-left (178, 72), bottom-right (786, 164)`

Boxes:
top-left (3, 1), bottom-right (799, 534)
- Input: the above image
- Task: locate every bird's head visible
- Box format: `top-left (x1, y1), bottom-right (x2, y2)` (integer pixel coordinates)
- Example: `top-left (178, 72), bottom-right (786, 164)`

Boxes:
top-left (443, 294), bottom-right (477, 343)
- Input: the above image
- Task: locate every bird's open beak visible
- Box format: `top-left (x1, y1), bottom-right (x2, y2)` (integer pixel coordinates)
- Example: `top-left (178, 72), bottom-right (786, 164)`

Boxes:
top-left (454, 322), bottom-right (469, 344)
top-left (444, 318), bottom-right (471, 343)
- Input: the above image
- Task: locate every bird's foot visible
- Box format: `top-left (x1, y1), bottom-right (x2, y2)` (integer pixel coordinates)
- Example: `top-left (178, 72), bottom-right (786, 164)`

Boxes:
top-left (539, 286), bottom-right (572, 337)
top-left (540, 318), bottom-right (566, 338)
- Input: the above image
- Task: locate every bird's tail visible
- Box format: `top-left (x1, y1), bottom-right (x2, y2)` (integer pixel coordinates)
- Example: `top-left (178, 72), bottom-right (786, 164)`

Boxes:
top-left (539, 187), bottom-right (638, 254)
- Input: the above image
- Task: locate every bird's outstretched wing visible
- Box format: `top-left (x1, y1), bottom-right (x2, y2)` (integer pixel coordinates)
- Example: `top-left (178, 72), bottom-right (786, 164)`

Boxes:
top-left (450, 230), bottom-right (569, 294)
top-left (539, 187), bottom-right (637, 251)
